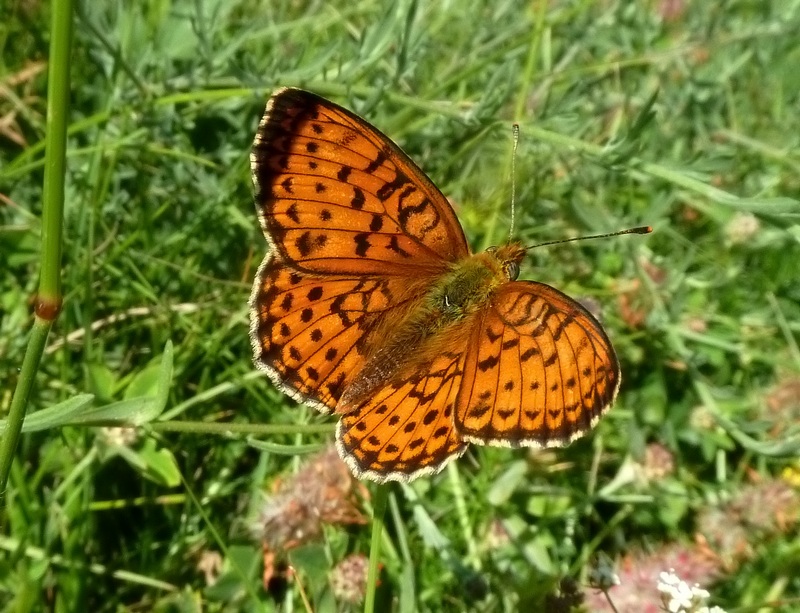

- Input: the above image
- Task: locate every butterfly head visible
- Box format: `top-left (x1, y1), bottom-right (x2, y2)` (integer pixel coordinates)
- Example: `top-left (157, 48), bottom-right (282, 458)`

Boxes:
top-left (486, 243), bottom-right (526, 281)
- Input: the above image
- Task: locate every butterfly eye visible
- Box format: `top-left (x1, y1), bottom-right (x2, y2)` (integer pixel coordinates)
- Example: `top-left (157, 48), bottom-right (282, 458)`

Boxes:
top-left (505, 261), bottom-right (520, 280)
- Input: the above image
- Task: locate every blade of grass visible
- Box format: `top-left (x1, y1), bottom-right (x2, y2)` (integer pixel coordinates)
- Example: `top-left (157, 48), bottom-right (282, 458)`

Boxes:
top-left (0, 535), bottom-right (178, 592)
top-left (364, 484), bottom-right (389, 613)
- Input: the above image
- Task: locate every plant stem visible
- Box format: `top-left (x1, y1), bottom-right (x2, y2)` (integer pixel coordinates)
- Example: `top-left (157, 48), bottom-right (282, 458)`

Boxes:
top-left (0, 0), bottom-right (74, 494)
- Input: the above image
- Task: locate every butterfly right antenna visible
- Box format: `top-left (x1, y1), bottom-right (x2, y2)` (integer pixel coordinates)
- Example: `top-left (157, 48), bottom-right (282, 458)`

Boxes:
top-left (525, 226), bottom-right (653, 251)
top-left (509, 123), bottom-right (520, 242)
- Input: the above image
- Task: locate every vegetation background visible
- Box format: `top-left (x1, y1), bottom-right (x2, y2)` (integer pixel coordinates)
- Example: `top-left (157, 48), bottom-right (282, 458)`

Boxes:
top-left (2, 1), bottom-right (799, 611)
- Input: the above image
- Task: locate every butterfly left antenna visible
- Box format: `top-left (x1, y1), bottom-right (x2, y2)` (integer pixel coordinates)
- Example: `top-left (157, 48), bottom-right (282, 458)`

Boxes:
top-left (509, 123), bottom-right (520, 241)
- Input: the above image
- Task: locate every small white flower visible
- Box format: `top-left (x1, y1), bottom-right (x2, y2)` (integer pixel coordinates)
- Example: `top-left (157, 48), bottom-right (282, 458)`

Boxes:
top-left (657, 569), bottom-right (681, 588)
top-left (98, 426), bottom-right (139, 447)
top-left (724, 212), bottom-right (760, 245)
top-left (656, 568), bottom-right (724, 613)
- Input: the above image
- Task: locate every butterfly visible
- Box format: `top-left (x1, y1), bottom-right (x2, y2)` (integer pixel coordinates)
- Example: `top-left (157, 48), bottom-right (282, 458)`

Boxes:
top-left (249, 88), bottom-right (620, 483)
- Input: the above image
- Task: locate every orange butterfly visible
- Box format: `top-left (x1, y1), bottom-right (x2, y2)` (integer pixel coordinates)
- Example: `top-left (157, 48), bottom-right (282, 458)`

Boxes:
top-left (249, 88), bottom-right (620, 482)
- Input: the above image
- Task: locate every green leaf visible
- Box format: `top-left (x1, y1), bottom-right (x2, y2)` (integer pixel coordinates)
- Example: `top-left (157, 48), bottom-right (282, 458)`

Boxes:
top-left (0, 394), bottom-right (95, 434)
top-left (413, 504), bottom-right (450, 551)
top-left (72, 340), bottom-right (174, 426)
top-left (486, 460), bottom-right (527, 505)
top-left (126, 340), bottom-right (173, 409)
top-left (137, 439), bottom-right (181, 487)
top-left (525, 493), bottom-right (572, 518)
top-left (0, 341), bottom-right (175, 435)
top-left (204, 545), bottom-right (263, 603)
top-left (152, 588), bottom-right (203, 613)
top-left (66, 396), bottom-right (162, 426)
top-left (85, 362), bottom-right (117, 401)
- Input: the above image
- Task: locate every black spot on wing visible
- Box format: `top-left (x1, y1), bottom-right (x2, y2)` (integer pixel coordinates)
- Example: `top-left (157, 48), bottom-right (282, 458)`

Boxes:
top-left (477, 354), bottom-right (500, 371)
top-left (338, 166), bottom-right (352, 181)
top-left (364, 150), bottom-right (387, 174)
top-left (354, 233), bottom-right (371, 257)
top-left (351, 187), bottom-right (366, 210)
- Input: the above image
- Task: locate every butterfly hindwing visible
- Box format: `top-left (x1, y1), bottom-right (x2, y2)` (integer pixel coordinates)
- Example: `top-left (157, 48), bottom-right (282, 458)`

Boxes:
top-left (336, 349), bottom-right (468, 482)
top-left (455, 281), bottom-right (620, 447)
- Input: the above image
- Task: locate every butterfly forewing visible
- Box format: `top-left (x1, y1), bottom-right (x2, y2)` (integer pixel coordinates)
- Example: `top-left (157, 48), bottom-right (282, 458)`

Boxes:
top-left (455, 281), bottom-right (620, 447)
top-left (252, 88), bottom-right (470, 276)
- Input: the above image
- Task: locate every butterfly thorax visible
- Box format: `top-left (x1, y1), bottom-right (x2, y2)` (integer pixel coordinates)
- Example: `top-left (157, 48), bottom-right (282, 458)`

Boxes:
top-left (336, 243), bottom-right (526, 412)
top-left (433, 243), bottom-right (525, 316)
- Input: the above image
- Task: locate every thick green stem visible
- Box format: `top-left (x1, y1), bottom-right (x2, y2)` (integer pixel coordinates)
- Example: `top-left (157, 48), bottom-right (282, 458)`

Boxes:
top-left (0, 0), bottom-right (74, 494)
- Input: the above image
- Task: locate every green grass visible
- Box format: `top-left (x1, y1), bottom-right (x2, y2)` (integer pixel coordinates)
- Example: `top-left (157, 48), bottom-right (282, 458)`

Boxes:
top-left (2, 1), bottom-right (800, 611)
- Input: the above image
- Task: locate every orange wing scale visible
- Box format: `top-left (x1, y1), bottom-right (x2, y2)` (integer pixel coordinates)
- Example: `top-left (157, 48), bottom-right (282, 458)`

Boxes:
top-left (456, 282), bottom-right (620, 447)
